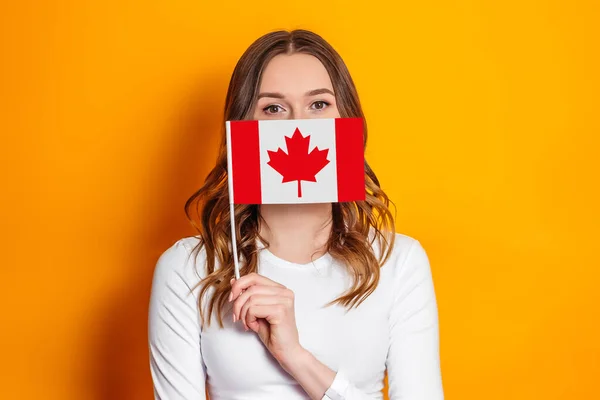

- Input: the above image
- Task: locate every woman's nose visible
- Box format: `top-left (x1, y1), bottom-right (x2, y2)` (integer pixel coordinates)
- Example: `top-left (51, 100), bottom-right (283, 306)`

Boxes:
top-left (288, 107), bottom-right (312, 120)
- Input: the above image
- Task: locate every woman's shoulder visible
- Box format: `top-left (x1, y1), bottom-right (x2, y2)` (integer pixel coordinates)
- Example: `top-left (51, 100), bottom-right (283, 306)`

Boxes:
top-left (370, 230), bottom-right (422, 261)
top-left (150, 235), bottom-right (207, 296)
top-left (376, 231), bottom-right (432, 281)
top-left (392, 232), bottom-right (428, 261)
top-left (390, 232), bottom-right (421, 254)
top-left (155, 235), bottom-right (204, 267)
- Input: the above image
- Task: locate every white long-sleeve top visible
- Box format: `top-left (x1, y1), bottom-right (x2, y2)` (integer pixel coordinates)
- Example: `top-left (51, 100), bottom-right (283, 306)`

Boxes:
top-left (148, 233), bottom-right (444, 399)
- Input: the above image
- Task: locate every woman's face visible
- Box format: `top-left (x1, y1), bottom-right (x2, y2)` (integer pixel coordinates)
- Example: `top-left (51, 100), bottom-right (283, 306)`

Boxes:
top-left (252, 53), bottom-right (341, 120)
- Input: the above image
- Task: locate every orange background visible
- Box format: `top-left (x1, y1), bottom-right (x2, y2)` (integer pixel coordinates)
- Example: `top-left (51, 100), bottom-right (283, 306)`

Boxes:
top-left (1, 1), bottom-right (598, 399)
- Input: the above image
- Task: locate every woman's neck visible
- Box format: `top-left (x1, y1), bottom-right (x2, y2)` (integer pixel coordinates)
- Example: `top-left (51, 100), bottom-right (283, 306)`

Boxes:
top-left (258, 203), bottom-right (333, 264)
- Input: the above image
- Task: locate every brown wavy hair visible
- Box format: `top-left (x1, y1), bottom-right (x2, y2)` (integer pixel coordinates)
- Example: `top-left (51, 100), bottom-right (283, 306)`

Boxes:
top-left (184, 29), bottom-right (396, 328)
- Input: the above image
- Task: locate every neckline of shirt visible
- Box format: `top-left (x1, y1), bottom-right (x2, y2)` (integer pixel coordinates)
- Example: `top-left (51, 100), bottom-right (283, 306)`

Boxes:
top-left (257, 241), bottom-right (333, 271)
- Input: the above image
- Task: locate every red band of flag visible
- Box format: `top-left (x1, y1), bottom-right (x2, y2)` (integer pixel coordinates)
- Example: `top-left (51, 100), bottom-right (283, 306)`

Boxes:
top-left (229, 120), bottom-right (261, 204)
top-left (335, 118), bottom-right (365, 202)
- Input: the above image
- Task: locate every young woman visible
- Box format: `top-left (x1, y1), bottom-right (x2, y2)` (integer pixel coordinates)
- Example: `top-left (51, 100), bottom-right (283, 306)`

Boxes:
top-left (148, 29), bottom-right (444, 399)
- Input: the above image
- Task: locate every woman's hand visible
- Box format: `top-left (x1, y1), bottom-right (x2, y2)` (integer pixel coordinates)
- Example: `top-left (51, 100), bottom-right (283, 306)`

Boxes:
top-left (229, 272), bottom-right (305, 369)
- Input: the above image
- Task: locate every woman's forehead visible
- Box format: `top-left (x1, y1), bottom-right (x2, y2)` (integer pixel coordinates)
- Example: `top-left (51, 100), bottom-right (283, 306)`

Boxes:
top-left (258, 53), bottom-right (334, 94)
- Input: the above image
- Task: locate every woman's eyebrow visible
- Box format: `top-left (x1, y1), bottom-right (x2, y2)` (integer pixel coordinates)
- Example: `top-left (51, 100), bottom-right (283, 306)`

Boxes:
top-left (257, 88), bottom-right (335, 99)
top-left (257, 92), bottom-right (285, 99)
top-left (305, 88), bottom-right (334, 96)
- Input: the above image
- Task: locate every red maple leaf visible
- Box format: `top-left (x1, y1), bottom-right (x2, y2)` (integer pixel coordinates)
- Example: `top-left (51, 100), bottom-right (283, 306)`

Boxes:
top-left (267, 128), bottom-right (330, 197)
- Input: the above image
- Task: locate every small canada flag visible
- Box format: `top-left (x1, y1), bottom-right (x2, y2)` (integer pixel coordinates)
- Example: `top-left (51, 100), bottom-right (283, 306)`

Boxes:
top-left (226, 117), bottom-right (365, 204)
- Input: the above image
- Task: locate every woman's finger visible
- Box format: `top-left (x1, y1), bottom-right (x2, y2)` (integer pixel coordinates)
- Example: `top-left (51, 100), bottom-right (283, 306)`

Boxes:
top-left (245, 303), bottom-right (288, 328)
top-left (231, 285), bottom-right (286, 323)
top-left (239, 294), bottom-right (283, 331)
top-left (230, 272), bottom-right (284, 300)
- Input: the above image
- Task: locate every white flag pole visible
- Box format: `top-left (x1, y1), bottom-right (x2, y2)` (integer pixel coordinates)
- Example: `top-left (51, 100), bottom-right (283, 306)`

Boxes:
top-left (229, 202), bottom-right (241, 280)
top-left (225, 121), bottom-right (241, 280)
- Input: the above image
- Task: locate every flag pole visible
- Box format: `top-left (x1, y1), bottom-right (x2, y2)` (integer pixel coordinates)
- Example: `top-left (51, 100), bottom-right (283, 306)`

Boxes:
top-left (225, 121), bottom-right (241, 280)
top-left (229, 202), bottom-right (241, 280)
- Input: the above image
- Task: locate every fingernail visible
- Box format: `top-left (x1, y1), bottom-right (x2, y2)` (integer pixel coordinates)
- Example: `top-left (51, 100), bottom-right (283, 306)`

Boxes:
top-left (228, 291), bottom-right (233, 302)
top-left (233, 313), bottom-right (236, 323)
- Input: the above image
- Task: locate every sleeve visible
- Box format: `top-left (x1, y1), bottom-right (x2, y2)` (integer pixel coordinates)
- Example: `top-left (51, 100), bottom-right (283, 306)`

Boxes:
top-left (321, 370), bottom-right (370, 400)
top-left (148, 239), bottom-right (207, 400)
top-left (321, 239), bottom-right (444, 400)
top-left (385, 239), bottom-right (444, 399)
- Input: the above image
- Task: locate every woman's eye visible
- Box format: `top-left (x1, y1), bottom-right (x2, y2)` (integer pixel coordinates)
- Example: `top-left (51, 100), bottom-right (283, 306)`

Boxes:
top-left (263, 105), bottom-right (284, 114)
top-left (311, 101), bottom-right (330, 110)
